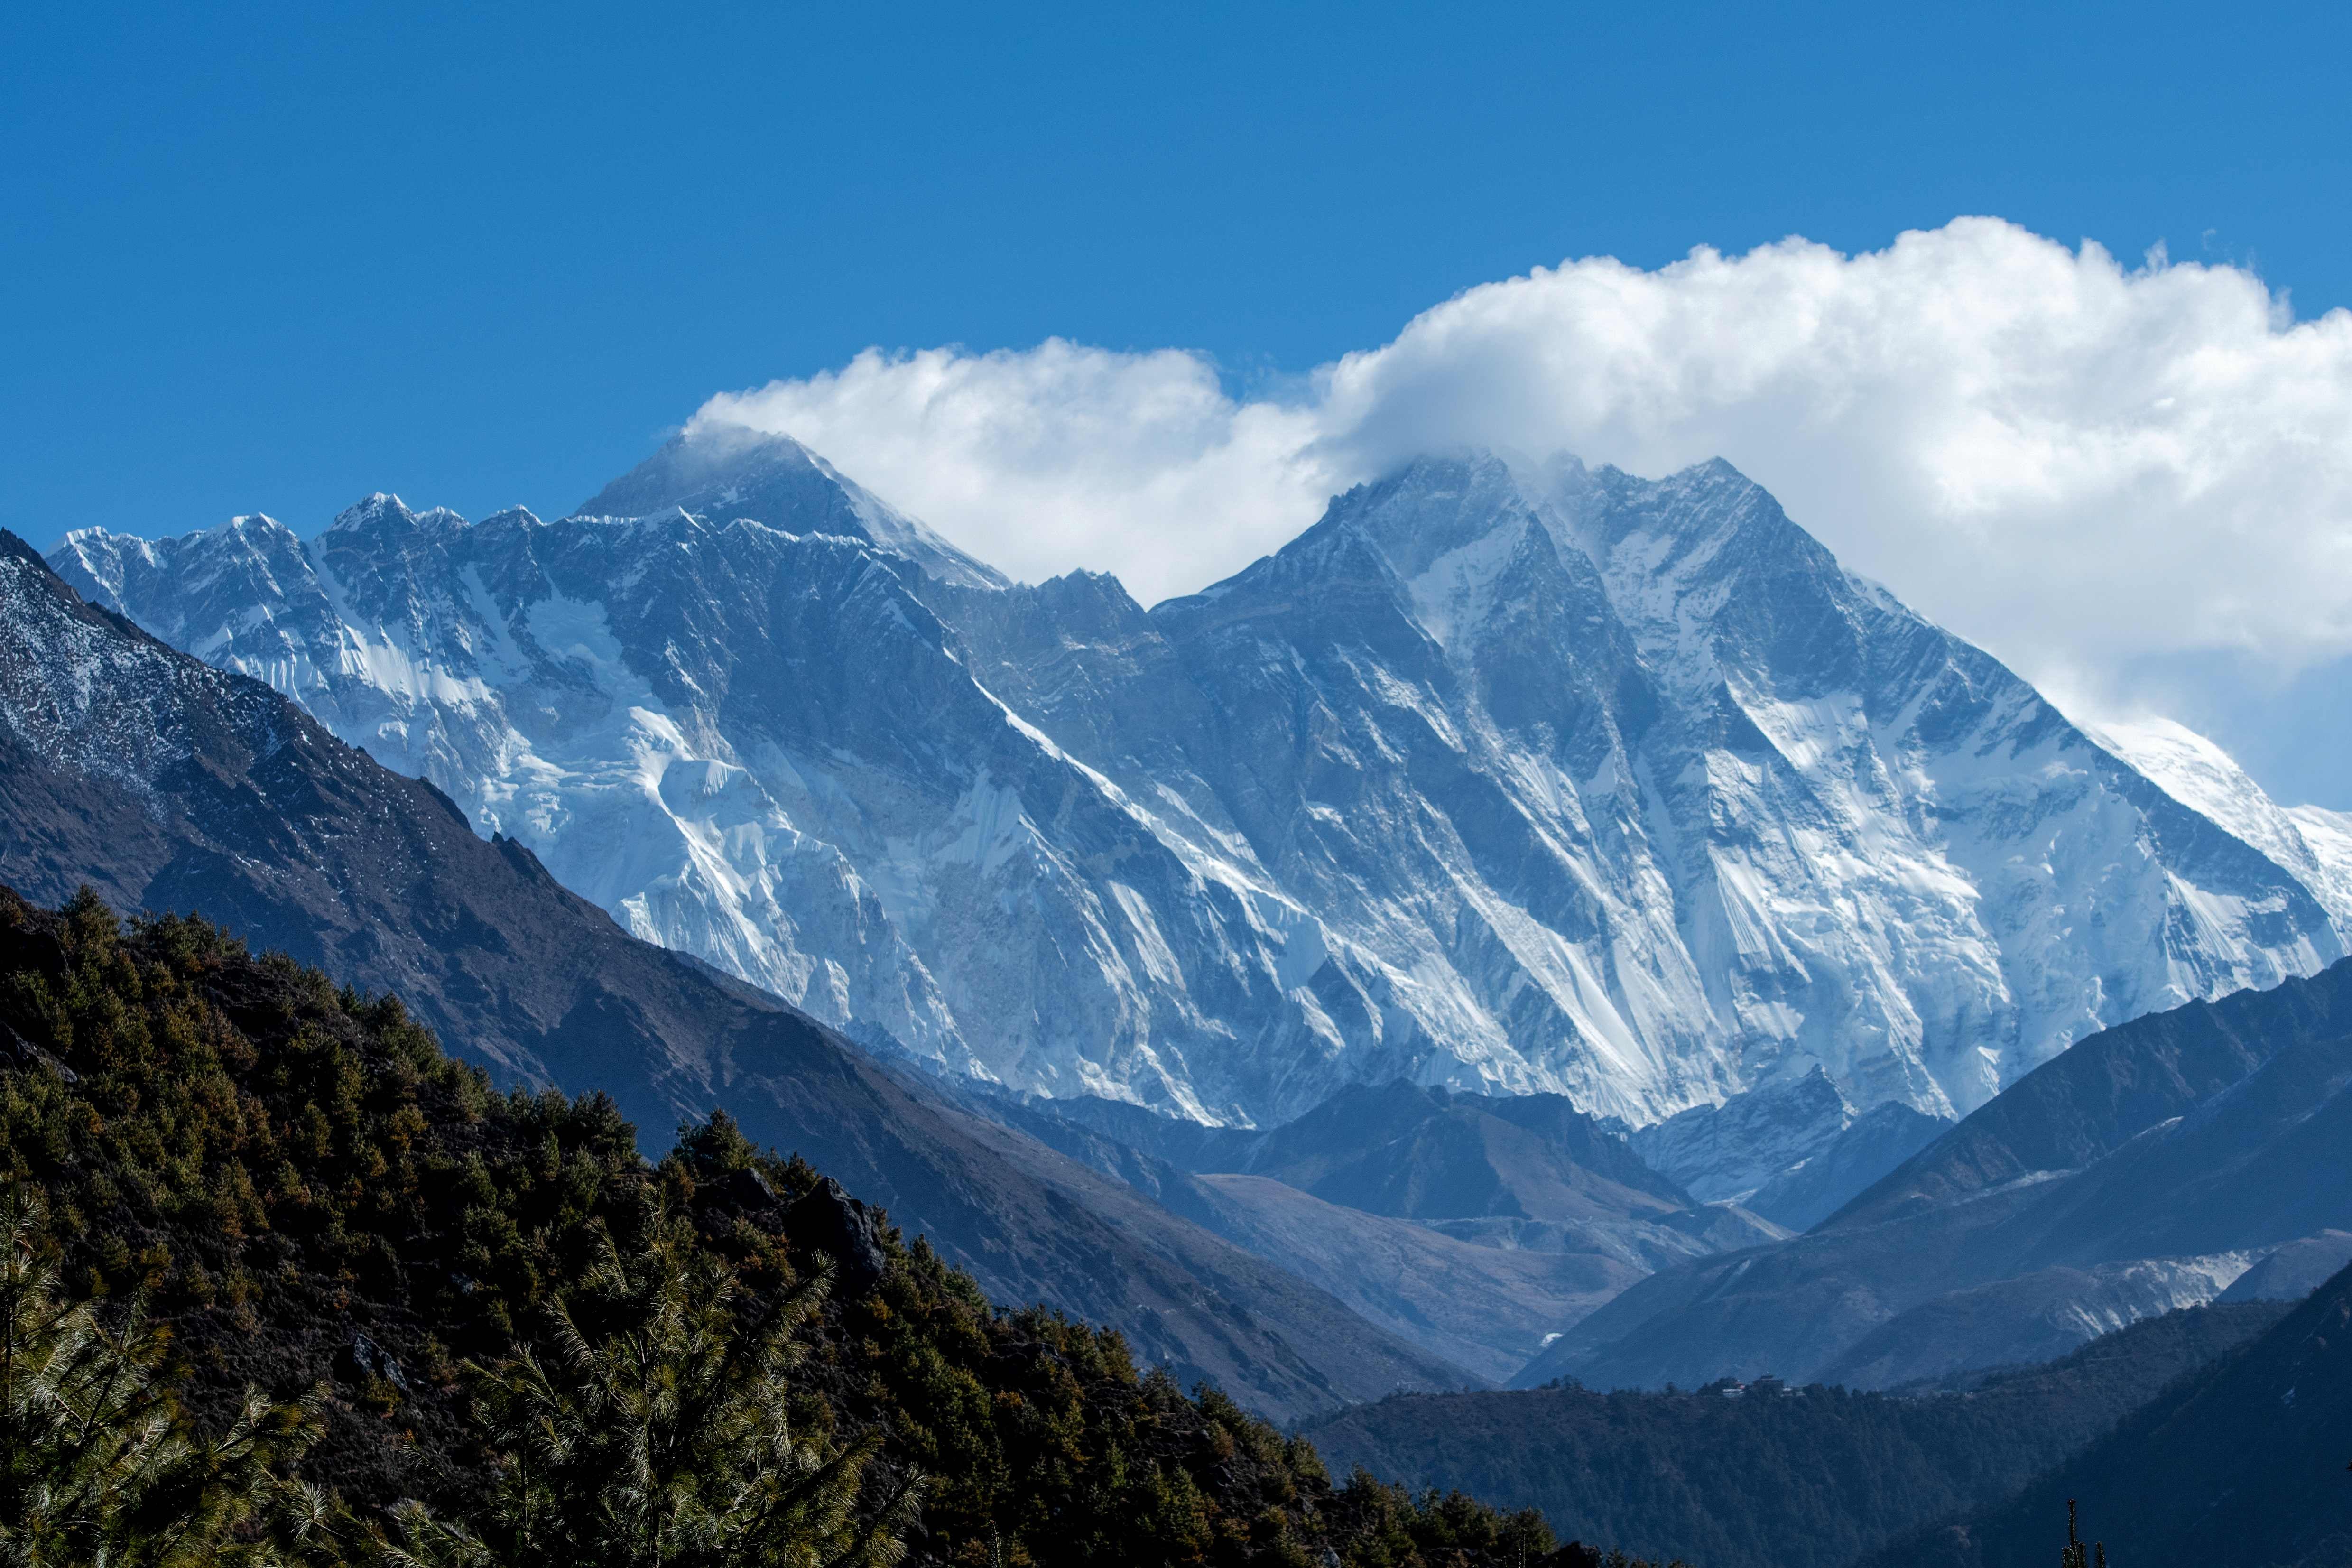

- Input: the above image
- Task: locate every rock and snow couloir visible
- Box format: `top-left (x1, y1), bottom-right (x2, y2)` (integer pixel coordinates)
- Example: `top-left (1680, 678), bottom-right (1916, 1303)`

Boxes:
top-left (51, 433), bottom-right (2352, 1163)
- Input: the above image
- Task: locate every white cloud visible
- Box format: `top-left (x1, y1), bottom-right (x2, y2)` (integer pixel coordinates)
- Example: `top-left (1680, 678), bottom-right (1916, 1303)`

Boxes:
top-left (693, 218), bottom-right (2352, 711)
top-left (688, 340), bottom-right (1335, 609)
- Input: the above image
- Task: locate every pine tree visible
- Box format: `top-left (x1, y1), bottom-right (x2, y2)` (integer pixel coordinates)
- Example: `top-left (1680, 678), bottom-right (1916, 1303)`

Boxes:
top-left (0, 1185), bottom-right (340, 1568)
top-left (2060, 1500), bottom-right (2108, 1568)
top-left (382, 1211), bottom-right (920, 1568)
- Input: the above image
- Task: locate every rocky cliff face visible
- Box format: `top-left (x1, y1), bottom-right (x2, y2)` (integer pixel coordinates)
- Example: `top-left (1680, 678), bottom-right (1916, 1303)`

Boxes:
top-left (52, 435), bottom-right (2352, 1144)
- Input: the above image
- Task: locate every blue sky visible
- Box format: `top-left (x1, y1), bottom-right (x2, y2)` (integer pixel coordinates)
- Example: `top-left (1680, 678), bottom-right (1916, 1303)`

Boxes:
top-left (8, 0), bottom-right (2346, 534)
top-left (9, 1), bottom-right (2352, 800)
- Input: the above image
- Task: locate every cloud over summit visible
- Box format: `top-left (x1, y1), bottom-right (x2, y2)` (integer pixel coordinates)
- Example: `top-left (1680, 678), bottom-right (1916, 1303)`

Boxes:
top-left (694, 218), bottom-right (2352, 707)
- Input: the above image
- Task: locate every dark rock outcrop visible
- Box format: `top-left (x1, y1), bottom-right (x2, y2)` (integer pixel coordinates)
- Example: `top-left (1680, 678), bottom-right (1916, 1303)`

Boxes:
top-left (786, 1176), bottom-right (892, 1296)
top-left (337, 1332), bottom-right (410, 1394)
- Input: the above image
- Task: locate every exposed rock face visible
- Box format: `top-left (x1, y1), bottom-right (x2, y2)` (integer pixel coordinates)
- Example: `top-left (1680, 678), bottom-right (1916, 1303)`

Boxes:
top-left (784, 1175), bottom-right (892, 1296)
top-left (983, 1078), bottom-right (1785, 1380)
top-left (2218, 1230), bottom-right (2352, 1303)
top-left (337, 1333), bottom-right (410, 1394)
top-left (51, 438), bottom-right (2352, 1137)
top-left (1630, 1068), bottom-right (1858, 1204)
top-left (1743, 1100), bottom-right (1953, 1232)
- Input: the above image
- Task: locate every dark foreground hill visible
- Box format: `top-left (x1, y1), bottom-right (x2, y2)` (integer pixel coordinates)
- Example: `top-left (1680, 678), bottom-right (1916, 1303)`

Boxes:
top-left (1867, 1259), bottom-right (2352, 1568)
top-left (0, 888), bottom-right (1577, 1568)
top-left (1301, 1302), bottom-right (2288, 1568)
top-left (0, 529), bottom-right (1469, 1420)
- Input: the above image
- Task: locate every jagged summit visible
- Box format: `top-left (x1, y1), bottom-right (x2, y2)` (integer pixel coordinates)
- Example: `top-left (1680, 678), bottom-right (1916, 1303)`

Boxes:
top-left (324, 492), bottom-right (471, 539)
top-left (46, 439), bottom-right (2352, 1164)
top-left (579, 426), bottom-right (1009, 591)
top-left (55, 510), bottom-right (299, 578)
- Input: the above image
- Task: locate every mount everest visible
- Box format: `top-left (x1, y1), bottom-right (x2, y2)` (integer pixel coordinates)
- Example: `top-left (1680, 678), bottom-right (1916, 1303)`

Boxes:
top-left (50, 431), bottom-right (2352, 1179)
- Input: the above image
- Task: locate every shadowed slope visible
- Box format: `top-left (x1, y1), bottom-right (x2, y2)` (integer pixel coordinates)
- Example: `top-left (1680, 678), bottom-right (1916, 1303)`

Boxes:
top-left (1863, 1262), bottom-right (2352, 1568)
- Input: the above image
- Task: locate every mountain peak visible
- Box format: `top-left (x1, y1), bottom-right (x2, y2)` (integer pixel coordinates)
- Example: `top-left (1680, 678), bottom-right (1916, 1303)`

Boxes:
top-left (578, 427), bottom-right (1009, 592)
top-left (1679, 454), bottom-right (1754, 487)
top-left (0, 527), bottom-right (50, 571)
top-left (574, 427), bottom-right (822, 520)
top-left (1317, 448), bottom-right (1799, 603)
top-left (325, 492), bottom-right (469, 540)
top-left (221, 511), bottom-right (295, 539)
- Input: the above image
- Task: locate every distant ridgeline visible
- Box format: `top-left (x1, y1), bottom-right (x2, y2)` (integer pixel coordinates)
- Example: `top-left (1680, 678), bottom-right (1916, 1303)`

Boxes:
top-left (1301, 1303), bottom-right (2289, 1568)
top-left (0, 885), bottom-right (1658, 1568)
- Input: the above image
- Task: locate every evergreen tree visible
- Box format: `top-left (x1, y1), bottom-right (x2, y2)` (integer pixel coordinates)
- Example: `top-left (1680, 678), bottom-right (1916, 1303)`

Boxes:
top-left (2059, 1500), bottom-right (2107, 1568)
top-left (0, 889), bottom-right (1643, 1568)
top-left (383, 1212), bottom-right (920, 1568)
top-left (0, 1186), bottom-right (341, 1568)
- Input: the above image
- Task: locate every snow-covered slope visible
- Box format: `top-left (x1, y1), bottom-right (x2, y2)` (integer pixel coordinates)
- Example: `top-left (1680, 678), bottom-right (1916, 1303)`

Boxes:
top-left (51, 435), bottom-right (2352, 1139)
top-left (2086, 716), bottom-right (2352, 930)
top-left (55, 492), bottom-right (974, 1076)
top-left (2287, 804), bottom-right (2352, 904)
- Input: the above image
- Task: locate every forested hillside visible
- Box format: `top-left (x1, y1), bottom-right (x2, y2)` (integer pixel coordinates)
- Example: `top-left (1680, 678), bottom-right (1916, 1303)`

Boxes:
top-left (1300, 1303), bottom-right (2285, 1568)
top-left (1866, 1256), bottom-right (2352, 1567)
top-left (0, 885), bottom-right (1621, 1567)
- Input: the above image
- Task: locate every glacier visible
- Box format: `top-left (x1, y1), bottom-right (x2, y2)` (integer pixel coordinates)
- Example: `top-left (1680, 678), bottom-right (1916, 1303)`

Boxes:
top-left (50, 432), bottom-right (2352, 1147)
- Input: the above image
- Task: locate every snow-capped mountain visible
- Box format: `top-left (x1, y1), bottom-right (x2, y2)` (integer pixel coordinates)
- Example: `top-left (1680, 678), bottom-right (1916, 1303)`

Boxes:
top-left (50, 433), bottom-right (2352, 1140)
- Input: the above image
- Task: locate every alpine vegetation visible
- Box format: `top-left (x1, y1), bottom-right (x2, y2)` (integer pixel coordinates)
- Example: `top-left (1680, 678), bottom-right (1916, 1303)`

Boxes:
top-left (0, 886), bottom-right (1619, 1567)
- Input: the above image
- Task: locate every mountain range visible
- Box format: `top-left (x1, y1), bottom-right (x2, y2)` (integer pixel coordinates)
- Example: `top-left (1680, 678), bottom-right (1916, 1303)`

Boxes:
top-left (0, 529), bottom-right (1468, 1421)
top-left (42, 423), bottom-right (2352, 1395)
top-left (48, 431), bottom-right (2352, 1208)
